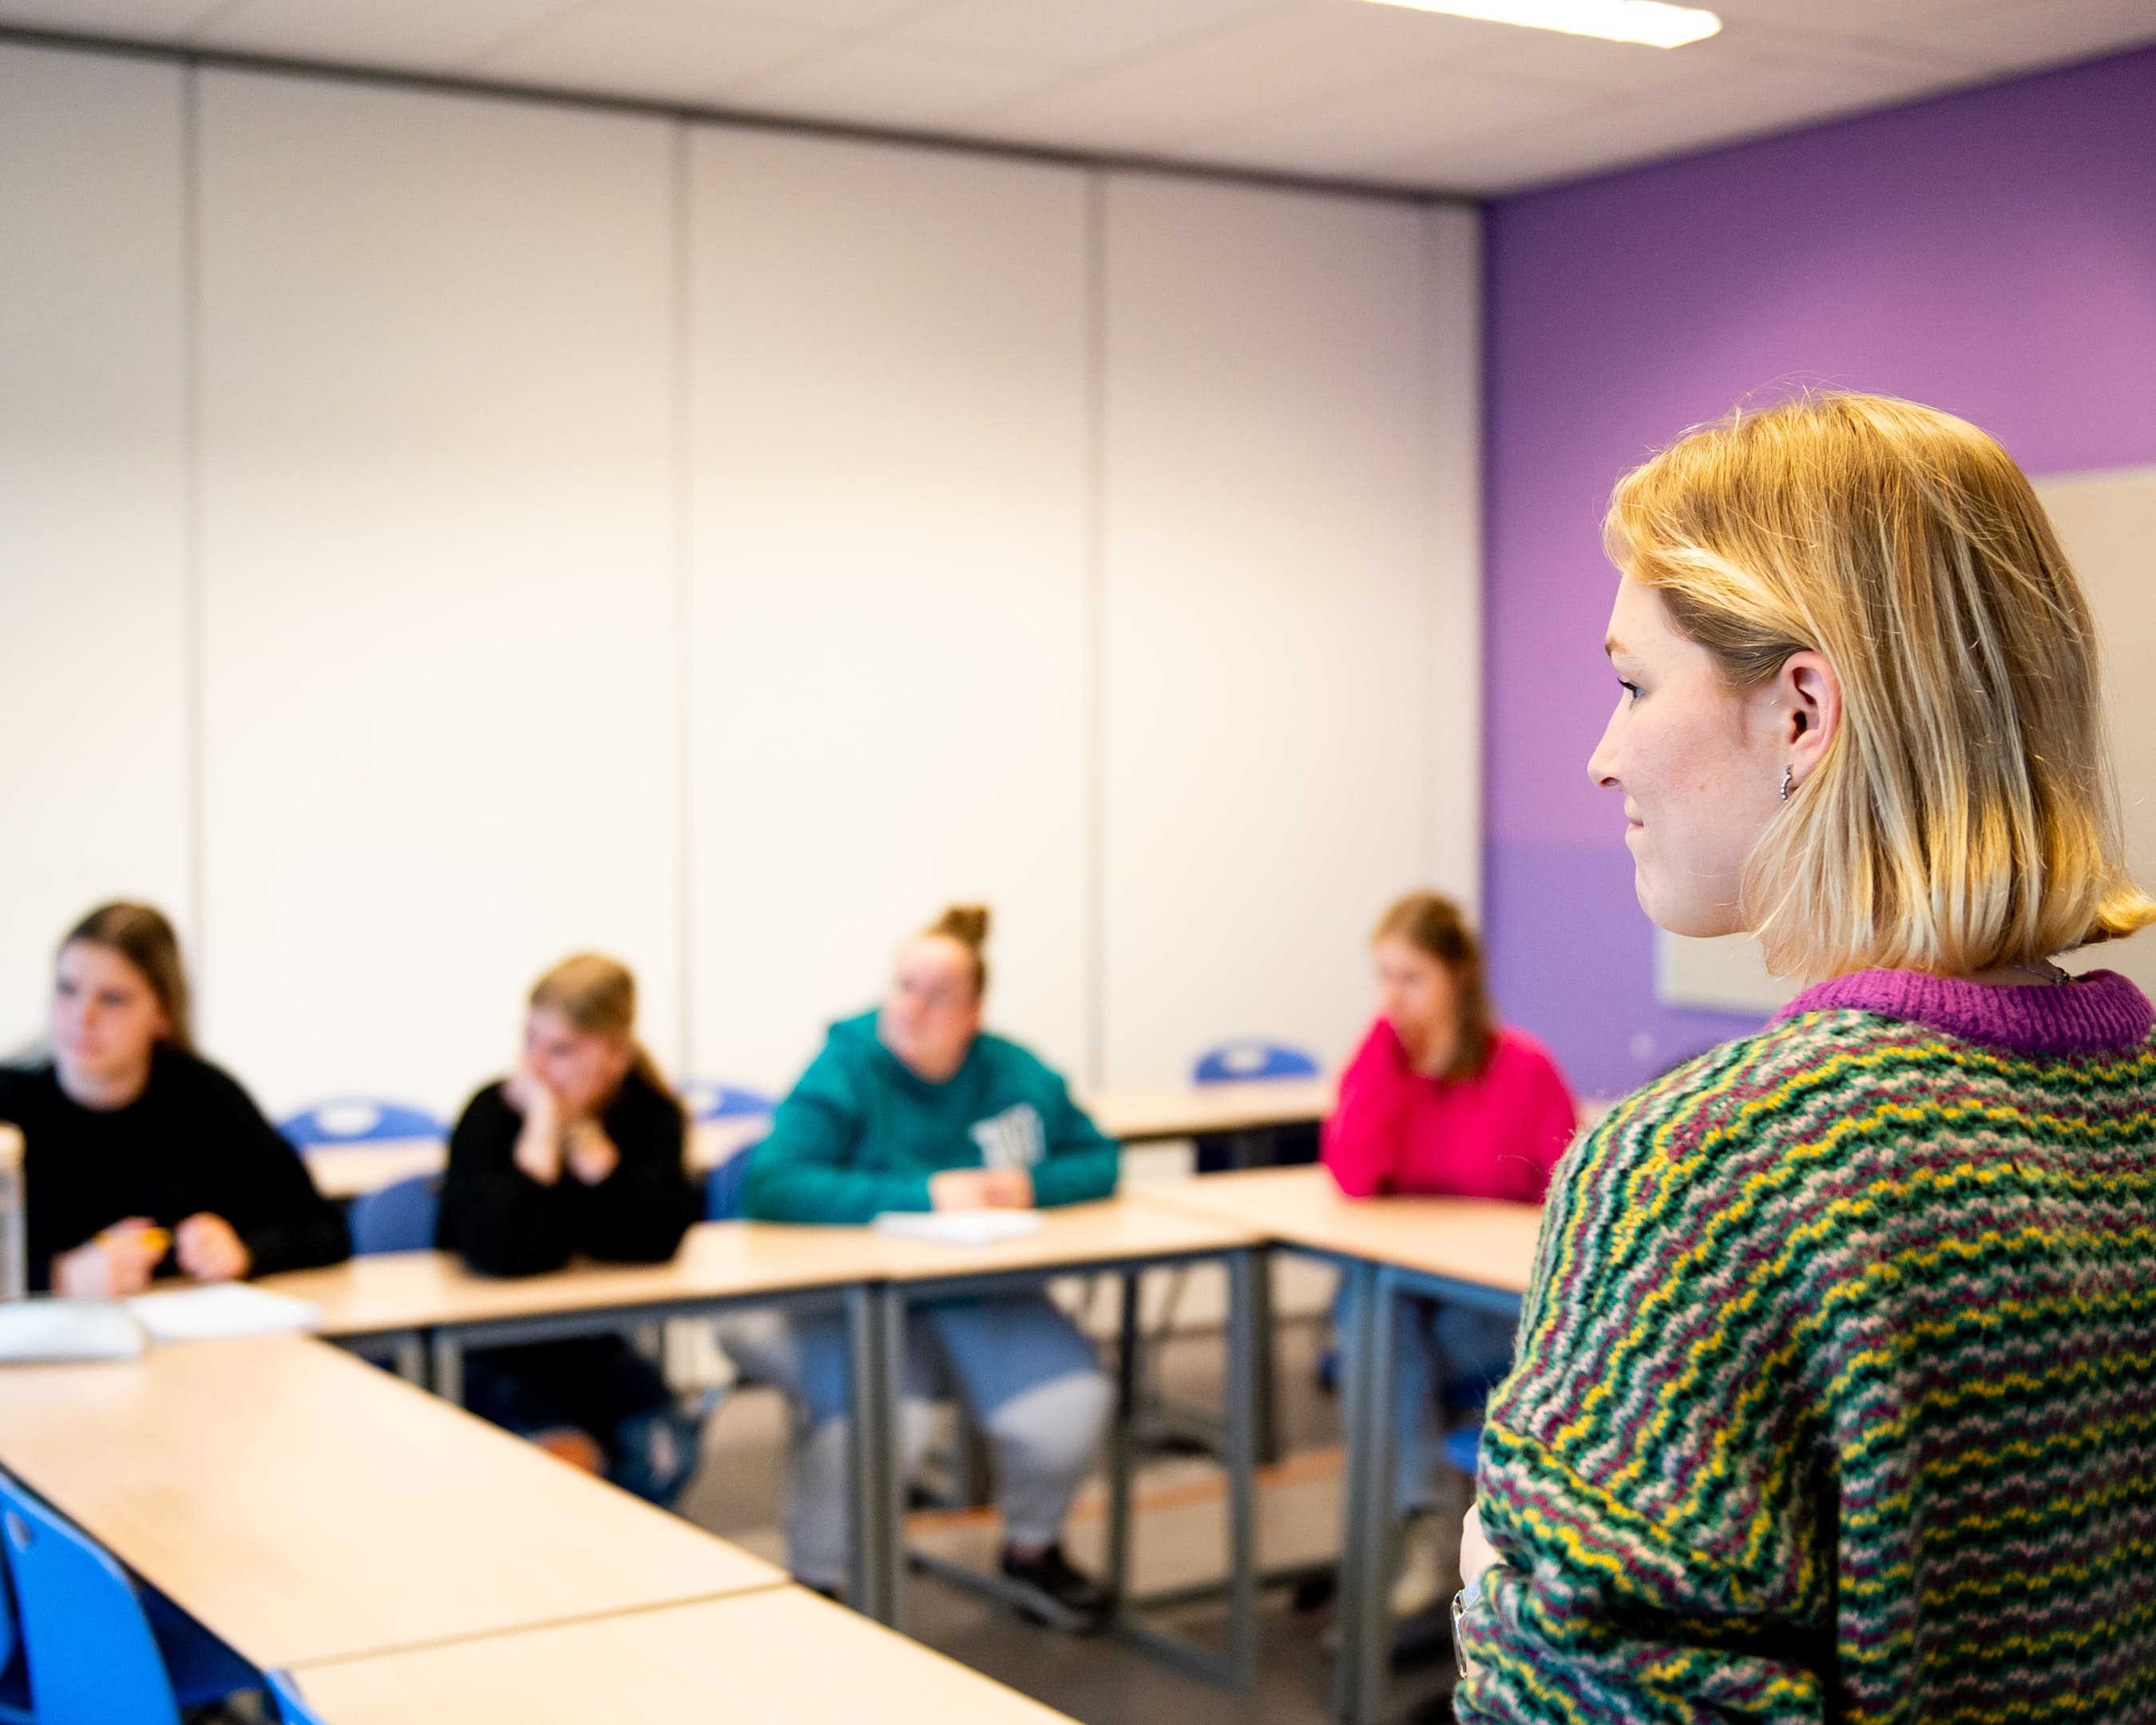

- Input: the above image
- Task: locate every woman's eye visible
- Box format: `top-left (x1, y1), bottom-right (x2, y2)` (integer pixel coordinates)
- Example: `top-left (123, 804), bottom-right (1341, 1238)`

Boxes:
top-left (1619, 679), bottom-right (1643, 703)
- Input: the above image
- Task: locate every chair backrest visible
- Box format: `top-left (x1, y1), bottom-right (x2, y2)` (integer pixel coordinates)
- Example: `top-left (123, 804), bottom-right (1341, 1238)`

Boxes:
top-left (703, 1147), bottom-right (758, 1222)
top-left (348, 1174), bottom-right (442, 1255)
top-left (679, 1080), bottom-right (775, 1122)
top-left (1191, 1040), bottom-right (1322, 1085)
top-left (265, 1668), bottom-right (327, 1725)
top-left (278, 1097), bottom-right (446, 1148)
top-left (0, 1473), bottom-right (182, 1725)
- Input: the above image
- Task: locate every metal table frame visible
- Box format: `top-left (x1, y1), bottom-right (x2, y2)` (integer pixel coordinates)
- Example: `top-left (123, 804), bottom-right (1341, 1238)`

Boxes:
top-left (857, 1243), bottom-right (1264, 1693)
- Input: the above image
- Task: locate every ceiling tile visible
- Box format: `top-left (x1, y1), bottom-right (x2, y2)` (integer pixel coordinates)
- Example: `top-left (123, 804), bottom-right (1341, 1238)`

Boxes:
top-left (473, 2), bottom-right (826, 103)
top-left (726, 38), bottom-right (1060, 129)
top-left (0, 0), bottom-right (226, 35)
top-left (656, 0), bottom-right (929, 29)
top-left (192, 0), bottom-right (577, 69)
top-left (890, 0), bottom-right (1282, 69)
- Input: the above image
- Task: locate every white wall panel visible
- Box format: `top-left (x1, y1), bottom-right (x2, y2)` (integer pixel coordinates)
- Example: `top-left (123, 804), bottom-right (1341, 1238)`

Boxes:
top-left (195, 73), bottom-right (680, 1116)
top-left (1099, 179), bottom-right (1480, 1089)
top-left (0, 46), bottom-right (191, 1053)
top-left (684, 129), bottom-right (1092, 1093)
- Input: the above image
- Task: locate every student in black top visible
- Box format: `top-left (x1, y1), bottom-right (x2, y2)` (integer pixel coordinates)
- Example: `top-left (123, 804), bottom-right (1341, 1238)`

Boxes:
top-left (438, 954), bottom-right (700, 1505)
top-left (0, 902), bottom-right (347, 1295)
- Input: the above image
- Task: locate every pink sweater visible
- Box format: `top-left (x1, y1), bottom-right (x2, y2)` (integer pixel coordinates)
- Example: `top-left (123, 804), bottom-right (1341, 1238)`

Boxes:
top-left (1322, 1018), bottom-right (1577, 1204)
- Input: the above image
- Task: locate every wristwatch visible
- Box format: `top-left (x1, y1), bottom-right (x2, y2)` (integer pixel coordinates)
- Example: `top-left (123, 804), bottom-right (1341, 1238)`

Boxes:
top-left (1452, 1569), bottom-right (1488, 1679)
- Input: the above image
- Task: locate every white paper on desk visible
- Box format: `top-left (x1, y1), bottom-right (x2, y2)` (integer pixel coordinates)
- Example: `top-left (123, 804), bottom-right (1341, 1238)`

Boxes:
top-left (872, 1211), bottom-right (1044, 1247)
top-left (124, 1283), bottom-right (322, 1343)
top-left (0, 1299), bottom-right (149, 1363)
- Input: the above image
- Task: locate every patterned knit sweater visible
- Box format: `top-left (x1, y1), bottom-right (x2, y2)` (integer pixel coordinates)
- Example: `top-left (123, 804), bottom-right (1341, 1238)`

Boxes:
top-left (1456, 968), bottom-right (2156, 1725)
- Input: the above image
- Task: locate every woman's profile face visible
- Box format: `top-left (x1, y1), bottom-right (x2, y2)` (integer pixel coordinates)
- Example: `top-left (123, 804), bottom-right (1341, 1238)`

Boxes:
top-left (1588, 576), bottom-right (1787, 939)
top-left (51, 941), bottom-right (168, 1089)
top-left (525, 1005), bottom-right (632, 1116)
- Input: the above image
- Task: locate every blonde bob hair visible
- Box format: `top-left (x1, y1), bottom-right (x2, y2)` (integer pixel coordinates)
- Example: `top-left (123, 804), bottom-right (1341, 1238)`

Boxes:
top-left (1606, 391), bottom-right (2154, 981)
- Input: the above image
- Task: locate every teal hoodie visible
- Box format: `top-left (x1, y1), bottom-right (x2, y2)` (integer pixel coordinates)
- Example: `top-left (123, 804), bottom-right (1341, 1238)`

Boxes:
top-left (746, 1011), bottom-right (1120, 1225)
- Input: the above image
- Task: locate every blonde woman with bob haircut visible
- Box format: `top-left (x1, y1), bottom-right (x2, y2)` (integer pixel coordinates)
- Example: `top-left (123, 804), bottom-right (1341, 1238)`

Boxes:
top-left (1453, 393), bottom-right (2156, 1723)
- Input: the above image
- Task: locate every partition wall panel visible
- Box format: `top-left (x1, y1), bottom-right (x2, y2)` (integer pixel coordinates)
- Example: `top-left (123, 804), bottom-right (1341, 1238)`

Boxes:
top-left (0, 45), bottom-right (192, 1051)
top-left (684, 129), bottom-right (1093, 1093)
top-left (194, 71), bottom-right (681, 1114)
top-left (1098, 178), bottom-right (1480, 1089)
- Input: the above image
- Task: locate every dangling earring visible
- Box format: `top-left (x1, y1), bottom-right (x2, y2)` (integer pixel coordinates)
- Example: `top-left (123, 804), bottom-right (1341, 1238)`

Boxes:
top-left (1780, 766), bottom-right (1793, 802)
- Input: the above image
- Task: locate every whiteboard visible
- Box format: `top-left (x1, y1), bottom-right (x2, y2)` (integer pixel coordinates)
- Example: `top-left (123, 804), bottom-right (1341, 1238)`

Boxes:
top-left (1657, 464), bottom-right (2156, 1012)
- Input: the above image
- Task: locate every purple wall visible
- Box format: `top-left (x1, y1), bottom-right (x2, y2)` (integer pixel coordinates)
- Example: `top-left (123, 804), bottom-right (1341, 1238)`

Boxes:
top-left (1482, 45), bottom-right (2156, 1099)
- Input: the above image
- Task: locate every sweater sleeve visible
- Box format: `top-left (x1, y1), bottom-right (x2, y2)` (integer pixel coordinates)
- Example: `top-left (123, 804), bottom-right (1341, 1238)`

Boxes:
top-left (1455, 1099), bottom-right (1833, 1725)
top-left (196, 1065), bottom-right (351, 1277)
top-left (1321, 1020), bottom-right (1421, 1197)
top-left (746, 1046), bottom-right (930, 1225)
top-left (438, 1085), bottom-right (575, 1277)
top-left (574, 1077), bottom-right (696, 1263)
top-left (1027, 1076), bottom-right (1120, 1209)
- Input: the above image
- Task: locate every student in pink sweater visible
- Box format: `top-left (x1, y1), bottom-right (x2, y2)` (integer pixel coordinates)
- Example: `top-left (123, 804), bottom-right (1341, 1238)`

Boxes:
top-left (1323, 892), bottom-right (1577, 1585)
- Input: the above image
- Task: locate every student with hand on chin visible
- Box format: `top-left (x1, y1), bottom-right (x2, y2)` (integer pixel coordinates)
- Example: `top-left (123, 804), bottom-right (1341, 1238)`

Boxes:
top-left (438, 954), bottom-right (700, 1505)
top-left (718, 905), bottom-right (1120, 1626)
top-left (0, 901), bottom-right (347, 1297)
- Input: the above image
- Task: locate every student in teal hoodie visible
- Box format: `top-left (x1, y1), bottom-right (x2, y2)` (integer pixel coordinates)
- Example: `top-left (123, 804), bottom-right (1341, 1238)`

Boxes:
top-left (720, 905), bottom-right (1118, 1624)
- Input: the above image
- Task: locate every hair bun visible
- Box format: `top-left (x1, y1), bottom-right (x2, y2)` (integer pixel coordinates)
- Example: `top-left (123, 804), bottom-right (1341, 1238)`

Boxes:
top-left (933, 904), bottom-right (991, 949)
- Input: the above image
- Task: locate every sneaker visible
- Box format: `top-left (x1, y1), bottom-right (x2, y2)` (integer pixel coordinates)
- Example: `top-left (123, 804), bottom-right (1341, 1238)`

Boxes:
top-left (1000, 1543), bottom-right (1112, 1630)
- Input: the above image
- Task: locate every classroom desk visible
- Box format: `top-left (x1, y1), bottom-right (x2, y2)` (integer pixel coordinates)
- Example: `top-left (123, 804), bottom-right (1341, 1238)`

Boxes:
top-left (260, 1219), bottom-right (902, 1608)
top-left (0, 1333), bottom-right (783, 1671)
top-left (1087, 1077), bottom-right (1335, 1151)
top-left (862, 1200), bottom-right (1270, 1692)
top-left (1133, 1166), bottom-right (1542, 1724)
top-left (276, 1585), bottom-right (1078, 1725)
top-left (304, 1115), bottom-right (771, 1201)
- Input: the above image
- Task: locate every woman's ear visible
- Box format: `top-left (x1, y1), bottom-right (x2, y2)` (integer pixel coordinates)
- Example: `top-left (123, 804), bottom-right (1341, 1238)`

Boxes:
top-left (1781, 649), bottom-right (1841, 786)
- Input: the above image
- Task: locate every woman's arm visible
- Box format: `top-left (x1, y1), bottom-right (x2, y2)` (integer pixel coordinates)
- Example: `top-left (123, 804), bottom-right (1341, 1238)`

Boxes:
top-left (1027, 1078), bottom-right (1120, 1208)
top-left (574, 1081), bottom-right (697, 1263)
top-left (745, 1054), bottom-right (922, 1223)
top-left (199, 1066), bottom-right (351, 1277)
top-left (1321, 1020), bottom-right (1421, 1197)
top-left (439, 1085), bottom-right (574, 1276)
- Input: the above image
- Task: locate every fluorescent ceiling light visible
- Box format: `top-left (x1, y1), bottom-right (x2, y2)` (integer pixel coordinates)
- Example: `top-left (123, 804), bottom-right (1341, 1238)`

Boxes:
top-left (1361, 0), bottom-right (1722, 49)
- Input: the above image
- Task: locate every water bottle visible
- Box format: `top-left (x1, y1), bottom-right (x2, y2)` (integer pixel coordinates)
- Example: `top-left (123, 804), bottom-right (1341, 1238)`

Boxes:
top-left (0, 1124), bottom-right (23, 1302)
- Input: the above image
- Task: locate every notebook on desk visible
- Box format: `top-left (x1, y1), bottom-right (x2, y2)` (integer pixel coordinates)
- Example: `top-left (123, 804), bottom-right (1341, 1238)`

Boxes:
top-left (872, 1211), bottom-right (1044, 1247)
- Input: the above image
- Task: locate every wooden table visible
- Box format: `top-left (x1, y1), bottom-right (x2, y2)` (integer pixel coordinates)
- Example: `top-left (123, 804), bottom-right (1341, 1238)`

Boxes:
top-left (1087, 1077), bottom-right (1334, 1152)
top-left (1133, 1166), bottom-right (1544, 1724)
top-left (276, 1585), bottom-right (1077, 1724)
top-left (0, 1334), bottom-right (783, 1671)
top-left (304, 1116), bottom-right (771, 1201)
top-left (861, 1199), bottom-right (1269, 1692)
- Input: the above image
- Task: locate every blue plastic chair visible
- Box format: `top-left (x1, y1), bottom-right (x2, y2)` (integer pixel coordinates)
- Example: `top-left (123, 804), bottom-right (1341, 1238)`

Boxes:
top-left (348, 1173), bottom-right (442, 1255)
top-left (679, 1080), bottom-right (775, 1122)
top-left (265, 1668), bottom-right (327, 1723)
top-left (1444, 1425), bottom-right (1483, 1477)
top-left (0, 1473), bottom-right (256, 1723)
top-left (1192, 1040), bottom-right (1322, 1085)
top-left (279, 1096), bottom-right (446, 1148)
top-left (703, 1145), bottom-right (761, 1222)
top-left (0, 1552), bottom-right (29, 1725)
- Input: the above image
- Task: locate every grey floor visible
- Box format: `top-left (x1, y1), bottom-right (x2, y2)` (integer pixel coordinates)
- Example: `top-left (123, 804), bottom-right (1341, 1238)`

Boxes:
top-left (677, 1315), bottom-right (1460, 1725)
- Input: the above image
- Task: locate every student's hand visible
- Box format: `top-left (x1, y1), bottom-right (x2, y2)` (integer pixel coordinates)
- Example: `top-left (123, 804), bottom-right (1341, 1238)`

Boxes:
top-left (563, 1122), bottom-right (620, 1187)
top-left (979, 1167), bottom-right (1035, 1209)
top-left (54, 1219), bottom-right (166, 1299)
top-left (929, 1169), bottom-right (994, 1211)
top-left (510, 1073), bottom-right (565, 1184)
top-left (503, 1063), bottom-right (557, 1121)
top-left (176, 1212), bottom-right (252, 1283)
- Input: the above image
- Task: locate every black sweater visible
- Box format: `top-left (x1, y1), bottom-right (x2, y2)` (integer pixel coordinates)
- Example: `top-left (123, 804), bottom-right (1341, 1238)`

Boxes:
top-left (0, 1048), bottom-right (351, 1292)
top-left (436, 1068), bottom-right (696, 1278)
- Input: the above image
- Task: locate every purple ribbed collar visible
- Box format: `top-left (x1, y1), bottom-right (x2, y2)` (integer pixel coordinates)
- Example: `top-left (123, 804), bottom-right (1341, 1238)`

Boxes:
top-left (1776, 967), bottom-right (2153, 1057)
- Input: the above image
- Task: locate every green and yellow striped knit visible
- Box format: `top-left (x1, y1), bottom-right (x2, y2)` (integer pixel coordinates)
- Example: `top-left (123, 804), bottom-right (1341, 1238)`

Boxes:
top-left (1457, 967), bottom-right (2156, 1725)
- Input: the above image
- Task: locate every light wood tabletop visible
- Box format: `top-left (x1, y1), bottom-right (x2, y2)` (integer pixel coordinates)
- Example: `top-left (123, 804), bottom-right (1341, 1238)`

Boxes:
top-left (258, 1218), bottom-right (888, 1338)
top-left (1084, 1078), bottom-right (1335, 1144)
top-left (305, 1116), bottom-right (771, 1201)
top-left (1131, 1164), bottom-right (1544, 1294)
top-left (0, 1334), bottom-right (783, 1670)
top-left (874, 1197), bottom-right (1264, 1283)
top-left (279, 1585), bottom-right (1078, 1723)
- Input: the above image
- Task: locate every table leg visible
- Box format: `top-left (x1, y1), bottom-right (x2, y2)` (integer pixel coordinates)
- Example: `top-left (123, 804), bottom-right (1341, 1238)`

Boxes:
top-left (1347, 1264), bottom-right (1401, 1725)
top-left (391, 1335), bottom-right (426, 1386)
top-left (1223, 1246), bottom-right (1262, 1693)
top-left (1330, 1259), bottom-right (1379, 1722)
top-left (1106, 1269), bottom-right (1141, 1616)
top-left (428, 1332), bottom-right (464, 1407)
top-left (846, 1281), bottom-right (892, 1622)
